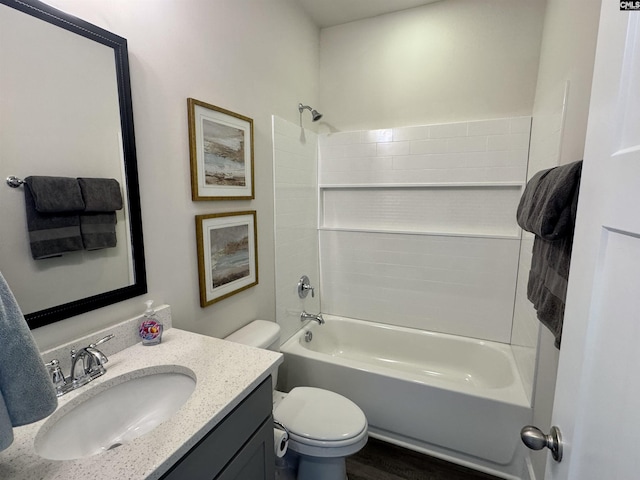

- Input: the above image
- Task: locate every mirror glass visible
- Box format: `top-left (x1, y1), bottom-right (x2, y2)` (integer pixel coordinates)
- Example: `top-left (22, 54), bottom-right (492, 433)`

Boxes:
top-left (0, 0), bottom-right (146, 329)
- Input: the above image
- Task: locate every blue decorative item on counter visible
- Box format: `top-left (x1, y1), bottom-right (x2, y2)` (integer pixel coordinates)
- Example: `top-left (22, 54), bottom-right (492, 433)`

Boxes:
top-left (139, 300), bottom-right (162, 346)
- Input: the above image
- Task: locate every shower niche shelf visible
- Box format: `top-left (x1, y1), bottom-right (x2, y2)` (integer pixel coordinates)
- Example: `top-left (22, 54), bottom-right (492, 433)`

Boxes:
top-left (318, 226), bottom-right (521, 240)
top-left (319, 182), bottom-right (523, 239)
top-left (319, 181), bottom-right (524, 189)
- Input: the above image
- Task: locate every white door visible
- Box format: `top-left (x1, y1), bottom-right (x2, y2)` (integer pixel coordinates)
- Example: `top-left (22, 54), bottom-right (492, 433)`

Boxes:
top-left (544, 3), bottom-right (640, 480)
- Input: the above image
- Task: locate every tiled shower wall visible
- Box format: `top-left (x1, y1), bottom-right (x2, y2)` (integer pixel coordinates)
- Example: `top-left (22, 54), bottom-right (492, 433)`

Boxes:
top-left (272, 116), bottom-right (320, 343)
top-left (318, 117), bottom-right (531, 344)
top-left (511, 85), bottom-right (568, 400)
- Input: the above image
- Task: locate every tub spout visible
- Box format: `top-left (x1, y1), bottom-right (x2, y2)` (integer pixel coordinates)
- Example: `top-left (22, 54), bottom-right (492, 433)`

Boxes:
top-left (301, 310), bottom-right (324, 325)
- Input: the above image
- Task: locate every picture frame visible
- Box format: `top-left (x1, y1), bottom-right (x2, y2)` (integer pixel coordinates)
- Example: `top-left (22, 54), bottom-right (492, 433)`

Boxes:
top-left (195, 211), bottom-right (258, 307)
top-left (188, 98), bottom-right (254, 200)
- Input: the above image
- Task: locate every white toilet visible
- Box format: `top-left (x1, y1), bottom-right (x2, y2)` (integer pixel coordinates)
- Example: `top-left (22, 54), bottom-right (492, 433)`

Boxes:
top-left (225, 320), bottom-right (368, 480)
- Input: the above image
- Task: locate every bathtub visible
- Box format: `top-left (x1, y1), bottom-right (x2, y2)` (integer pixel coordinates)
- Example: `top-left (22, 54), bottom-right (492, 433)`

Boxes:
top-left (279, 315), bottom-right (532, 480)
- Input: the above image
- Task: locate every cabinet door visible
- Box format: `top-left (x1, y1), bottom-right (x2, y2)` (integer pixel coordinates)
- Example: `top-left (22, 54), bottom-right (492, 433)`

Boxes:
top-left (159, 377), bottom-right (272, 480)
top-left (216, 418), bottom-right (275, 480)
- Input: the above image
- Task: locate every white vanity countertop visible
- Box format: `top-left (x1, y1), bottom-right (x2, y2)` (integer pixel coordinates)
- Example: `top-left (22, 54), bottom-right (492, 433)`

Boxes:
top-left (0, 328), bottom-right (282, 480)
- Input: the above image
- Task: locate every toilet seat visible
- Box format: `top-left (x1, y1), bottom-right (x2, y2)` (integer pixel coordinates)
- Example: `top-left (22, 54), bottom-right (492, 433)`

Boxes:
top-left (274, 387), bottom-right (368, 457)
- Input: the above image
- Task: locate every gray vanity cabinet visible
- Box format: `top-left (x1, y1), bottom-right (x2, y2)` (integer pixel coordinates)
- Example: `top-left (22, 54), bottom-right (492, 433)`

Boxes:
top-left (159, 377), bottom-right (275, 480)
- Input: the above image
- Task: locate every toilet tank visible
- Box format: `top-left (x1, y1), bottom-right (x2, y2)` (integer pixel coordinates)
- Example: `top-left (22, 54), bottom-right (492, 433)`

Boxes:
top-left (225, 320), bottom-right (281, 388)
top-left (225, 320), bottom-right (281, 352)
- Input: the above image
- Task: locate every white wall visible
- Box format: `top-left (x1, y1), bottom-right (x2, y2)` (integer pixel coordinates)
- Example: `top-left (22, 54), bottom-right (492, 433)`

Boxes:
top-left (23, 0), bottom-right (320, 350)
top-left (319, 0), bottom-right (546, 131)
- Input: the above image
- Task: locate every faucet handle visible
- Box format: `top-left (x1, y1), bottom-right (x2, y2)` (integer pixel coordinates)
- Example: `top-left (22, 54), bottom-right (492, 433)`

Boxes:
top-left (297, 275), bottom-right (315, 299)
top-left (90, 333), bottom-right (115, 348)
top-left (88, 334), bottom-right (114, 370)
top-left (86, 346), bottom-right (108, 365)
top-left (45, 359), bottom-right (67, 388)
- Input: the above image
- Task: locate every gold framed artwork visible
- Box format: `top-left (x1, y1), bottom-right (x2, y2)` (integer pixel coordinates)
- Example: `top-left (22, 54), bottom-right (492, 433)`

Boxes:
top-left (187, 98), bottom-right (254, 200)
top-left (195, 211), bottom-right (258, 307)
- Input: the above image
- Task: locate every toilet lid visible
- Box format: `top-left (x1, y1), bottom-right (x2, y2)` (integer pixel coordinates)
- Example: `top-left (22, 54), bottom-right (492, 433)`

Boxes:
top-left (274, 387), bottom-right (366, 442)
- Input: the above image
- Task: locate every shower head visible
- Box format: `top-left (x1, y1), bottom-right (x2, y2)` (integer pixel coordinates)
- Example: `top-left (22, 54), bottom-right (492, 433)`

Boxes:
top-left (298, 103), bottom-right (323, 122)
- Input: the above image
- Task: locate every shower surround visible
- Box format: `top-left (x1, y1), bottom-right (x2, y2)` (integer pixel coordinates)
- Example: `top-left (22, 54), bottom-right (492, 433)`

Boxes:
top-left (319, 118), bottom-right (530, 340)
top-left (273, 115), bottom-right (534, 478)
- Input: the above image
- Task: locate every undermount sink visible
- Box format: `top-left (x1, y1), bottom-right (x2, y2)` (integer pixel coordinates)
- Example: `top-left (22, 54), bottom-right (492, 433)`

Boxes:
top-left (34, 367), bottom-right (196, 461)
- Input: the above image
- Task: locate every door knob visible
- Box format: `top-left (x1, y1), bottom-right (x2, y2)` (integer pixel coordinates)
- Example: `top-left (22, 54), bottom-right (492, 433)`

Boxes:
top-left (520, 425), bottom-right (563, 462)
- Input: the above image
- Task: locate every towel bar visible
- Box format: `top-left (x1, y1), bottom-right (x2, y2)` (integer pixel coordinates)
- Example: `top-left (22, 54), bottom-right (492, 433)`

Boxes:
top-left (6, 176), bottom-right (25, 188)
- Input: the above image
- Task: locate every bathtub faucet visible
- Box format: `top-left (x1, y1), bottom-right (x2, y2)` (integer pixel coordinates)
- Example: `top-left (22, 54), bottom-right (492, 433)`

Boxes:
top-left (300, 310), bottom-right (324, 325)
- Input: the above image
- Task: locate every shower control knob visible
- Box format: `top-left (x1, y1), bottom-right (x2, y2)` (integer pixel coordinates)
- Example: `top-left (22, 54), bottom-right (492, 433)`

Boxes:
top-left (520, 425), bottom-right (563, 462)
top-left (297, 275), bottom-right (315, 299)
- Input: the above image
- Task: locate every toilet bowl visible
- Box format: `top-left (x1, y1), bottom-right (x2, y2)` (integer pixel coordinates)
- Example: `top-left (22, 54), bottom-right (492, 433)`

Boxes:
top-left (225, 320), bottom-right (368, 480)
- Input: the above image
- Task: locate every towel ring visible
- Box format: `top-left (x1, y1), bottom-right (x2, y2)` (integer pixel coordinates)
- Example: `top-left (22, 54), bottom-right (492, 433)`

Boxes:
top-left (6, 176), bottom-right (25, 188)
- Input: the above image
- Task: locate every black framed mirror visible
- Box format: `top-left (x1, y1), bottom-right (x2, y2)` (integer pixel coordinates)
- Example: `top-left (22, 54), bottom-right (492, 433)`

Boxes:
top-left (0, 0), bottom-right (146, 329)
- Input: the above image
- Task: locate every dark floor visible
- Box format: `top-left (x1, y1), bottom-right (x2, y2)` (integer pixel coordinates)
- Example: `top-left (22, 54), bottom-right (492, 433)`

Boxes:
top-left (346, 438), bottom-right (502, 480)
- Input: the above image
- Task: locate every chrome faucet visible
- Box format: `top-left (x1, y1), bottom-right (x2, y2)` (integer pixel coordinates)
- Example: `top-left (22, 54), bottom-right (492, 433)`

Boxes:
top-left (46, 334), bottom-right (114, 397)
top-left (70, 346), bottom-right (107, 386)
top-left (300, 310), bottom-right (324, 325)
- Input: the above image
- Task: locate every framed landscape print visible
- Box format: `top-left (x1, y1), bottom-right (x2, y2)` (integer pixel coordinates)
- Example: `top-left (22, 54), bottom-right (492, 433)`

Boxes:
top-left (188, 98), bottom-right (254, 200)
top-left (195, 211), bottom-right (258, 307)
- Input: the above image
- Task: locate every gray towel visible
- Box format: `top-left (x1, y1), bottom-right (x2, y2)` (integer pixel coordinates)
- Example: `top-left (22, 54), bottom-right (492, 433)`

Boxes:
top-left (0, 395), bottom-right (13, 452)
top-left (77, 178), bottom-right (123, 250)
top-left (0, 272), bottom-right (58, 451)
top-left (77, 178), bottom-right (123, 212)
top-left (80, 213), bottom-right (118, 250)
top-left (516, 161), bottom-right (582, 240)
top-left (24, 183), bottom-right (84, 260)
top-left (24, 176), bottom-right (85, 213)
top-left (527, 234), bottom-right (574, 348)
top-left (517, 161), bottom-right (582, 348)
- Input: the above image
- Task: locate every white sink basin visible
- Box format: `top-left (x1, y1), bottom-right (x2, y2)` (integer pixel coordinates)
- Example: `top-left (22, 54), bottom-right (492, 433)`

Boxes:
top-left (34, 367), bottom-right (196, 460)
